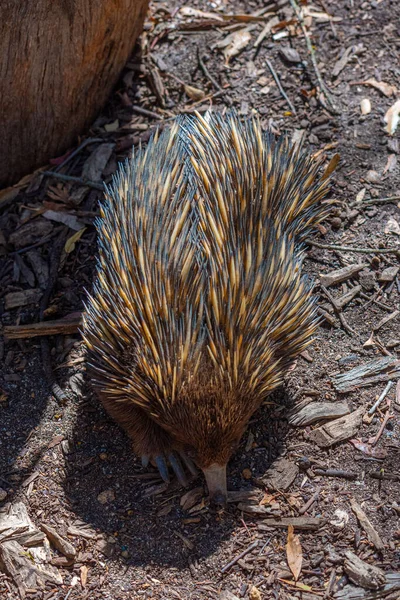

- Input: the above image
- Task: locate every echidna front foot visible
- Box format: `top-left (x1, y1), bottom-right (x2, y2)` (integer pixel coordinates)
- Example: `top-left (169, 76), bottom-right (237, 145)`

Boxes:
top-left (142, 450), bottom-right (197, 487)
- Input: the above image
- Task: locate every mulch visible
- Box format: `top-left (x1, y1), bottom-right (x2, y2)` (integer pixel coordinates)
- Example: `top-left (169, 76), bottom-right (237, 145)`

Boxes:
top-left (0, 0), bottom-right (400, 599)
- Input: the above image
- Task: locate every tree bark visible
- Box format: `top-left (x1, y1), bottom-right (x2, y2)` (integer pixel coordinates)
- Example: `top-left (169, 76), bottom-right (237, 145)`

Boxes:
top-left (0, 0), bottom-right (148, 187)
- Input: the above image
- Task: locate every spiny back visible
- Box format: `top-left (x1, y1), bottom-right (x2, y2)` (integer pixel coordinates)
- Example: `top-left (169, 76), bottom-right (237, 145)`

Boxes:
top-left (83, 112), bottom-right (333, 461)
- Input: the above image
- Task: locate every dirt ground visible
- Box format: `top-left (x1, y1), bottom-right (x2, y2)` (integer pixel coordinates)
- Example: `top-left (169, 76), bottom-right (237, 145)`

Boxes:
top-left (1, 0), bottom-right (400, 599)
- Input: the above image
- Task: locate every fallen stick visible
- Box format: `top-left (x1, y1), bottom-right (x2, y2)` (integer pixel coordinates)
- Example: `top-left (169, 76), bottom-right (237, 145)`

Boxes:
top-left (266, 59), bottom-right (296, 114)
top-left (308, 240), bottom-right (400, 257)
top-left (289, 0), bottom-right (339, 114)
top-left (221, 540), bottom-right (259, 573)
top-left (3, 313), bottom-right (82, 340)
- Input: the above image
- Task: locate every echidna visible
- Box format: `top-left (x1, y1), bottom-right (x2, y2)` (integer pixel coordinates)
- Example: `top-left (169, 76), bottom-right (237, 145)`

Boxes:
top-left (83, 112), bottom-right (334, 504)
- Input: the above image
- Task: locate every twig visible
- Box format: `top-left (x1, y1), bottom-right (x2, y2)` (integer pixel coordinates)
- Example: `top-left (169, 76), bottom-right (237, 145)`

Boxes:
top-left (130, 104), bottom-right (162, 120)
top-left (320, 285), bottom-right (357, 336)
top-left (325, 567), bottom-right (336, 599)
top-left (40, 230), bottom-right (70, 402)
top-left (55, 138), bottom-right (103, 173)
top-left (313, 469), bottom-right (358, 480)
top-left (370, 401), bottom-right (394, 446)
top-left (42, 171), bottom-right (104, 191)
top-left (359, 291), bottom-right (393, 313)
top-left (221, 540), bottom-right (259, 573)
top-left (266, 59), bottom-right (297, 114)
top-left (307, 239), bottom-right (400, 257)
top-left (289, 0), bottom-right (339, 114)
top-left (198, 51), bottom-right (222, 92)
top-left (299, 488), bottom-right (320, 515)
top-left (369, 470), bottom-right (400, 482)
top-left (353, 195), bottom-right (400, 207)
top-left (198, 51), bottom-right (233, 106)
top-left (368, 381), bottom-right (393, 416)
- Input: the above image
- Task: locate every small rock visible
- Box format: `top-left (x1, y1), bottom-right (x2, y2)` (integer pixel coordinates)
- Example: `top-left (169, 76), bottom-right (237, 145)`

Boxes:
top-left (121, 550), bottom-right (130, 559)
top-left (279, 46), bottom-right (301, 63)
top-left (359, 269), bottom-right (376, 291)
top-left (97, 489), bottom-right (115, 505)
top-left (388, 138), bottom-right (399, 154)
top-left (0, 488), bottom-right (7, 501)
top-left (219, 592), bottom-right (240, 600)
top-left (330, 217), bottom-right (342, 230)
top-left (330, 509), bottom-right (349, 530)
top-left (338, 354), bottom-right (358, 366)
top-left (378, 266), bottom-right (399, 282)
top-left (242, 468), bottom-right (252, 480)
top-left (360, 98), bottom-right (371, 115)
top-left (365, 170), bottom-right (381, 183)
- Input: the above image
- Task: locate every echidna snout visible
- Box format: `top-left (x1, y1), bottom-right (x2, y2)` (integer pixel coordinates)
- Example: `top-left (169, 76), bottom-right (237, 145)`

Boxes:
top-left (202, 463), bottom-right (228, 506)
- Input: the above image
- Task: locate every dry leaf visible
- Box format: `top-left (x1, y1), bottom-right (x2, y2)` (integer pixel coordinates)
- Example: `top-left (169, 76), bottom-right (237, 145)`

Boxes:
top-left (65, 227), bottom-right (86, 254)
top-left (220, 29), bottom-right (252, 64)
top-left (384, 99), bottom-right (400, 135)
top-left (184, 84), bottom-right (205, 101)
top-left (349, 439), bottom-right (387, 459)
top-left (383, 154), bottom-right (397, 174)
top-left (355, 188), bottom-right (366, 202)
top-left (353, 78), bottom-right (397, 97)
top-left (104, 119), bottom-right (119, 132)
top-left (43, 210), bottom-right (85, 231)
top-left (360, 98), bottom-right (371, 115)
top-left (80, 565), bottom-right (88, 587)
top-left (286, 524), bottom-right (302, 581)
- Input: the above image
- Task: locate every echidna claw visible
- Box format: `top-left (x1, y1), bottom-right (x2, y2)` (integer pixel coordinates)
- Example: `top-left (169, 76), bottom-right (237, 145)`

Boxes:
top-left (141, 455), bottom-right (150, 468)
top-left (155, 455), bottom-right (170, 483)
top-left (168, 453), bottom-right (188, 487)
top-left (179, 451), bottom-right (198, 476)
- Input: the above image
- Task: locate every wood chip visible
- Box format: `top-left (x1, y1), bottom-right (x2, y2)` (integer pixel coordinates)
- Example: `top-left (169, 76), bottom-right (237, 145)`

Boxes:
top-left (334, 573), bottom-right (400, 599)
top-left (180, 487), bottom-right (204, 511)
top-left (41, 523), bottom-right (76, 558)
top-left (320, 264), bottom-right (367, 287)
top-left (350, 500), bottom-right (384, 551)
top-left (227, 489), bottom-right (261, 503)
top-left (289, 401), bottom-right (350, 426)
top-left (308, 406), bottom-right (364, 448)
top-left (237, 503), bottom-right (276, 516)
top-left (4, 289), bottom-right (42, 310)
top-left (336, 285), bottom-right (362, 309)
top-left (378, 266), bottom-right (399, 282)
top-left (333, 357), bottom-right (400, 392)
top-left (0, 540), bottom-right (62, 597)
top-left (81, 143), bottom-right (114, 182)
top-left (254, 458), bottom-right (298, 491)
top-left (344, 550), bottom-right (386, 590)
top-left (67, 524), bottom-right (97, 540)
top-left (258, 517), bottom-right (324, 531)
top-left (373, 310), bottom-right (399, 332)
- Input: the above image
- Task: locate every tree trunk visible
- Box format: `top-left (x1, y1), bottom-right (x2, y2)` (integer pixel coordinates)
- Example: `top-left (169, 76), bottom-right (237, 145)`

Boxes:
top-left (0, 0), bottom-right (148, 187)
